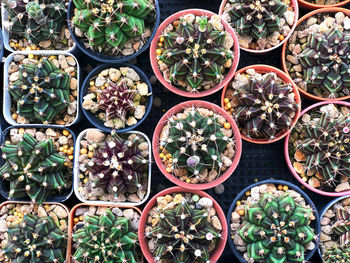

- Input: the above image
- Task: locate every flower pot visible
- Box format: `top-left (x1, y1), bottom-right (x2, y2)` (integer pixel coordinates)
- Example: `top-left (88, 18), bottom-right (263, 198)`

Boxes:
top-left (67, 0), bottom-right (160, 63)
top-left (298, 0), bottom-right (350, 10)
top-left (68, 203), bottom-right (143, 263)
top-left (219, 0), bottom-right (299, 54)
top-left (152, 100), bottom-right (242, 190)
top-left (281, 7), bottom-right (350, 101)
top-left (226, 179), bottom-right (320, 263)
top-left (0, 125), bottom-right (76, 203)
top-left (138, 186), bottom-right (228, 263)
top-left (221, 64), bottom-right (301, 144)
top-left (285, 101), bottom-right (350, 196)
top-left (81, 63), bottom-right (153, 133)
top-left (3, 51), bottom-right (81, 127)
top-left (150, 8), bottom-right (240, 98)
top-left (73, 128), bottom-right (152, 206)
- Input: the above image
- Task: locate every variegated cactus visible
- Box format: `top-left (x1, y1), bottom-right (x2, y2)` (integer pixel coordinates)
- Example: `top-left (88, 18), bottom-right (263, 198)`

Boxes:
top-left (333, 208), bottom-right (350, 246)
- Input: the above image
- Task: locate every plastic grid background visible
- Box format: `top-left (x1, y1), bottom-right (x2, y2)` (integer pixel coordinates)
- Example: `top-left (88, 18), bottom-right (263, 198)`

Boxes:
top-left (1, 0), bottom-right (349, 262)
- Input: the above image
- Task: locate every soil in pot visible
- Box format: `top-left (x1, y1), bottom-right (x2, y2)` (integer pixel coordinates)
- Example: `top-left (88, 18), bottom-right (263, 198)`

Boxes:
top-left (302, 0), bottom-right (348, 5)
top-left (0, 127), bottom-right (74, 203)
top-left (0, 202), bottom-right (69, 262)
top-left (220, 0), bottom-right (296, 51)
top-left (284, 11), bottom-right (350, 99)
top-left (287, 103), bottom-right (350, 193)
top-left (77, 129), bottom-right (149, 203)
top-left (2, 0), bottom-right (74, 51)
top-left (7, 53), bottom-right (78, 125)
top-left (82, 67), bottom-right (151, 130)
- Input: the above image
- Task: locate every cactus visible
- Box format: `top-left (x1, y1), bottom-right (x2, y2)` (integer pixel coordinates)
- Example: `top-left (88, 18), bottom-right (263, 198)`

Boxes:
top-left (8, 58), bottom-right (71, 124)
top-left (0, 133), bottom-right (66, 203)
top-left (147, 197), bottom-right (221, 262)
top-left (3, 0), bottom-right (67, 44)
top-left (323, 243), bottom-right (350, 263)
top-left (3, 214), bottom-right (66, 262)
top-left (158, 15), bottom-right (233, 91)
top-left (298, 26), bottom-right (350, 99)
top-left (238, 193), bottom-right (315, 262)
top-left (231, 72), bottom-right (298, 140)
top-left (225, 0), bottom-right (288, 40)
top-left (332, 208), bottom-right (350, 246)
top-left (296, 112), bottom-right (350, 186)
top-left (73, 209), bottom-right (139, 263)
top-left (85, 131), bottom-right (148, 197)
top-left (71, 0), bottom-right (155, 54)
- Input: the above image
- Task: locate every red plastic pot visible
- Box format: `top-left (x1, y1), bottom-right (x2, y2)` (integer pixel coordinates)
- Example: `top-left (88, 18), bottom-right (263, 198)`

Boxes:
top-left (138, 186), bottom-right (228, 263)
top-left (281, 7), bottom-right (350, 101)
top-left (284, 100), bottom-right (350, 196)
top-left (152, 100), bottom-right (242, 190)
top-left (298, 0), bottom-right (350, 10)
top-left (221, 65), bottom-right (301, 144)
top-left (150, 9), bottom-right (240, 98)
top-left (219, 0), bottom-right (299, 54)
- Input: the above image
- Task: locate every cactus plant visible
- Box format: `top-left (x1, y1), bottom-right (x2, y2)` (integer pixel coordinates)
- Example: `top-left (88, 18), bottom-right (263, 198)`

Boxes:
top-left (0, 133), bottom-right (66, 203)
top-left (3, 213), bottom-right (67, 262)
top-left (238, 192), bottom-right (315, 262)
top-left (332, 208), bottom-right (350, 246)
top-left (323, 243), bottom-right (350, 263)
top-left (298, 26), bottom-right (350, 99)
top-left (73, 209), bottom-right (139, 263)
top-left (3, 0), bottom-right (67, 45)
top-left (8, 58), bottom-right (71, 124)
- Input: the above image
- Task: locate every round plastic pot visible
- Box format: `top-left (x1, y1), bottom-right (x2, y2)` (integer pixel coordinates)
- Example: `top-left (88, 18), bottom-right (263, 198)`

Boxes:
top-left (150, 8), bottom-right (240, 98)
top-left (80, 63), bottom-right (153, 133)
top-left (0, 125), bottom-right (76, 203)
top-left (67, 0), bottom-right (160, 63)
top-left (138, 186), bottom-right (228, 263)
top-left (152, 100), bottom-right (242, 190)
top-left (219, 0), bottom-right (299, 54)
top-left (226, 179), bottom-right (321, 263)
top-left (281, 7), bottom-right (350, 101)
top-left (221, 64), bottom-right (301, 144)
top-left (298, 0), bottom-right (350, 10)
top-left (68, 203), bottom-right (142, 263)
top-left (285, 100), bottom-right (350, 196)
top-left (73, 128), bottom-right (152, 206)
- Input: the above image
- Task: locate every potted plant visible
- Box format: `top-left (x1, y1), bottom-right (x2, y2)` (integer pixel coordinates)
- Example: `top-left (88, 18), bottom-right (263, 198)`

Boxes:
top-left (150, 9), bottom-right (240, 98)
top-left (227, 179), bottom-right (320, 263)
top-left (285, 101), bottom-right (350, 196)
top-left (0, 126), bottom-right (75, 203)
top-left (298, 0), bottom-right (350, 10)
top-left (221, 65), bottom-right (301, 144)
top-left (68, 203), bottom-right (142, 262)
top-left (219, 0), bottom-right (299, 53)
top-left (0, 201), bottom-right (69, 262)
top-left (138, 186), bottom-right (227, 262)
top-left (74, 128), bottom-right (151, 206)
top-left (81, 63), bottom-right (153, 133)
top-left (67, 0), bottom-right (160, 63)
top-left (1, 0), bottom-right (75, 52)
top-left (282, 8), bottom-right (350, 101)
top-left (3, 52), bottom-right (80, 127)
top-left (152, 100), bottom-right (242, 190)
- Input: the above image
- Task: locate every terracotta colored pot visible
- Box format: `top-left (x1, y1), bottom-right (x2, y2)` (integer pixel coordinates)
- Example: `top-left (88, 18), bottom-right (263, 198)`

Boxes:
top-left (67, 203), bottom-right (142, 263)
top-left (221, 65), bottom-right (301, 144)
top-left (138, 186), bottom-right (228, 263)
top-left (284, 100), bottom-right (350, 196)
top-left (298, 0), bottom-right (350, 10)
top-left (219, 0), bottom-right (299, 54)
top-left (281, 7), bottom-right (350, 101)
top-left (152, 100), bottom-right (242, 190)
top-left (150, 9), bottom-right (240, 98)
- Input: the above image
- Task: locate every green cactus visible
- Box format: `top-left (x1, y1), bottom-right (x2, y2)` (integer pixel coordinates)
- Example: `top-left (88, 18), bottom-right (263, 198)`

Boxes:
top-left (8, 58), bottom-right (71, 124)
top-left (73, 209), bottom-right (139, 263)
top-left (225, 0), bottom-right (288, 40)
top-left (238, 193), bottom-right (315, 262)
top-left (71, 0), bottom-right (155, 55)
top-left (323, 243), bottom-right (350, 263)
top-left (298, 26), bottom-right (350, 99)
top-left (3, 213), bottom-right (67, 263)
top-left (332, 208), bottom-right (350, 246)
top-left (0, 133), bottom-right (66, 203)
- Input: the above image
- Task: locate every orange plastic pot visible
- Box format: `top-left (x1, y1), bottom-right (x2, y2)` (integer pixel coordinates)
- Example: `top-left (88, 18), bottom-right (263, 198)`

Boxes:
top-left (221, 65), bottom-right (301, 144)
top-left (281, 7), bottom-right (350, 101)
top-left (298, 0), bottom-right (350, 10)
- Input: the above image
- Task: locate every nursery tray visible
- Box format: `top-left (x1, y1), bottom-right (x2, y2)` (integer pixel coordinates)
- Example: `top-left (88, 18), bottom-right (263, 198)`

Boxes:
top-left (1, 1), bottom-right (349, 262)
